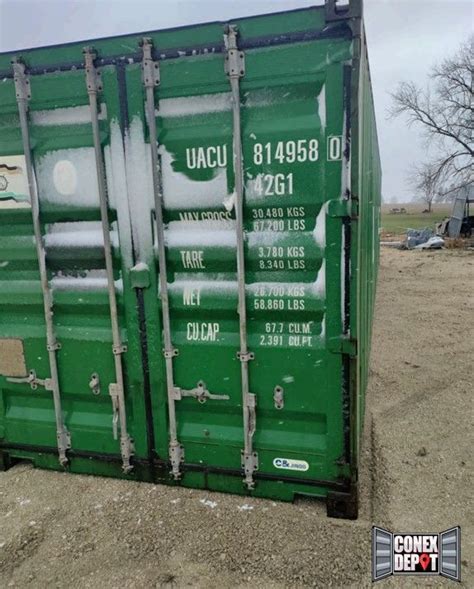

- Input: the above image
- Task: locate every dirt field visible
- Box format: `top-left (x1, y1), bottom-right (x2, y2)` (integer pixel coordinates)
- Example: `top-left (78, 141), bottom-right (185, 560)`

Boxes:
top-left (0, 247), bottom-right (472, 588)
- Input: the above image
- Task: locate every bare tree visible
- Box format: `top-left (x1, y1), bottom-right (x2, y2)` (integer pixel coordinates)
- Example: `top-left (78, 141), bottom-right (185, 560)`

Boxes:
top-left (390, 36), bottom-right (473, 200)
top-left (409, 163), bottom-right (439, 212)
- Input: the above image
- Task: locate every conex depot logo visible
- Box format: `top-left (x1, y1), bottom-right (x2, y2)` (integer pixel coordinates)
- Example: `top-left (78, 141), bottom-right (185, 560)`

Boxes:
top-left (372, 526), bottom-right (461, 582)
top-left (272, 457), bottom-right (309, 472)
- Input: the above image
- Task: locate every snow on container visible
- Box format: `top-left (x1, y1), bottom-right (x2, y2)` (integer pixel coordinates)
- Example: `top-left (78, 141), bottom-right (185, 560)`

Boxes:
top-left (0, 0), bottom-right (380, 518)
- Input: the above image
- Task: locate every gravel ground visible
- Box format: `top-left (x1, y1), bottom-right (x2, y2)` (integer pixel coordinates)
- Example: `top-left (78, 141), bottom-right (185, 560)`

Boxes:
top-left (0, 247), bottom-right (472, 588)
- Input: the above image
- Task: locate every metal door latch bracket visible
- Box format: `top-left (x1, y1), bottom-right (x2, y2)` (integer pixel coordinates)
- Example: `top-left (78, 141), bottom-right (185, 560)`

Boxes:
top-left (237, 351), bottom-right (254, 362)
top-left (328, 335), bottom-right (357, 356)
top-left (163, 348), bottom-right (179, 359)
top-left (112, 344), bottom-right (127, 355)
top-left (7, 369), bottom-right (53, 391)
top-left (273, 386), bottom-right (284, 410)
top-left (89, 373), bottom-right (100, 395)
top-left (173, 381), bottom-right (230, 404)
top-left (46, 341), bottom-right (62, 352)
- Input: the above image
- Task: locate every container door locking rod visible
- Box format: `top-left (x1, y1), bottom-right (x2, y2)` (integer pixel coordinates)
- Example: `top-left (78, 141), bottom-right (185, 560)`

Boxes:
top-left (83, 48), bottom-right (134, 473)
top-left (141, 38), bottom-right (184, 479)
top-left (12, 59), bottom-right (71, 467)
top-left (224, 26), bottom-right (258, 490)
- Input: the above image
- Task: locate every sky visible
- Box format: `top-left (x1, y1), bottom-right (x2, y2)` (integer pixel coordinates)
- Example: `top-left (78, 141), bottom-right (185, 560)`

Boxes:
top-left (0, 0), bottom-right (472, 202)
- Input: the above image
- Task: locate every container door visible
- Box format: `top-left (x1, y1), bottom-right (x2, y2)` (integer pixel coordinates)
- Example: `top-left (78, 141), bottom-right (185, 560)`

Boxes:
top-left (0, 57), bottom-right (149, 471)
top-left (134, 32), bottom-right (350, 493)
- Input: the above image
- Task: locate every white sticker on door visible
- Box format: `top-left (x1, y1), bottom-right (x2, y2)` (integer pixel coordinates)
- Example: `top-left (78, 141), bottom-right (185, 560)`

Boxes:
top-left (273, 458), bottom-right (309, 472)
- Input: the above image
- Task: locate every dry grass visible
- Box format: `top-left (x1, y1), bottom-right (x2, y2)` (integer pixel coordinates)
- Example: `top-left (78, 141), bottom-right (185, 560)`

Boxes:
top-left (381, 202), bottom-right (451, 234)
top-left (444, 237), bottom-right (473, 249)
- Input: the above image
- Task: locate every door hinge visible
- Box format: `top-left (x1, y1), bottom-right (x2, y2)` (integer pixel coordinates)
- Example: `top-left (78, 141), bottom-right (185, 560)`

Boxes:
top-left (241, 450), bottom-right (259, 487)
top-left (328, 335), bottom-right (357, 357)
top-left (350, 198), bottom-right (359, 218)
top-left (328, 198), bottom-right (358, 220)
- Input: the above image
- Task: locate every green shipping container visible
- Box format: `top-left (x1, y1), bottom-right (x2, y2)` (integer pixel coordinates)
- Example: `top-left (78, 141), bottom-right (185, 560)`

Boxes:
top-left (0, 0), bottom-right (380, 518)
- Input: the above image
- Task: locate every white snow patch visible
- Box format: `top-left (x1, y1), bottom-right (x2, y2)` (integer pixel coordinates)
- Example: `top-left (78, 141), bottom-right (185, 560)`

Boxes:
top-left (51, 269), bottom-right (123, 293)
top-left (245, 174), bottom-right (266, 201)
top-left (105, 120), bottom-right (134, 267)
top-left (173, 272), bottom-right (234, 283)
top-left (313, 203), bottom-right (327, 247)
top-left (317, 83), bottom-right (326, 131)
top-left (160, 144), bottom-right (230, 211)
top-left (312, 260), bottom-right (326, 297)
top-left (168, 279), bottom-right (237, 294)
top-left (157, 92), bottom-right (232, 118)
top-left (244, 88), bottom-right (276, 108)
top-left (247, 231), bottom-right (287, 247)
top-left (31, 104), bottom-right (107, 126)
top-left (238, 504), bottom-right (254, 512)
top-left (320, 315), bottom-right (326, 340)
top-left (199, 499), bottom-right (218, 509)
top-left (167, 219), bottom-right (235, 232)
top-left (165, 228), bottom-right (236, 248)
top-left (44, 222), bottom-right (119, 249)
top-left (124, 117), bottom-right (154, 264)
top-left (132, 261), bottom-right (149, 272)
top-left (223, 191), bottom-right (236, 212)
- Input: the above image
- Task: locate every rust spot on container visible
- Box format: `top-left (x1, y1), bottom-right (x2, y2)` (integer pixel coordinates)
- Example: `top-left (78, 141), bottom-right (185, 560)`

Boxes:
top-left (0, 338), bottom-right (27, 377)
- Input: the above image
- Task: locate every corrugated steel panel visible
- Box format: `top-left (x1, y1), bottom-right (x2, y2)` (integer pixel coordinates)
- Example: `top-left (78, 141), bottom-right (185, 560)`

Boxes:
top-left (0, 0), bottom-right (381, 518)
